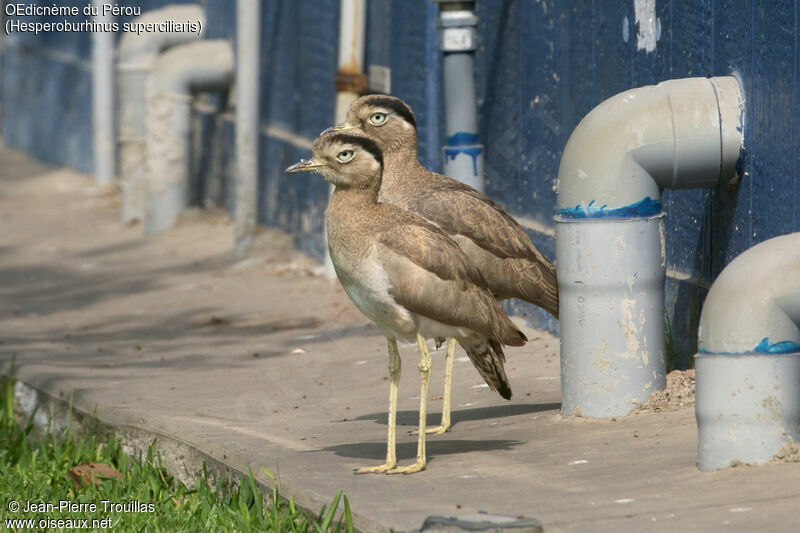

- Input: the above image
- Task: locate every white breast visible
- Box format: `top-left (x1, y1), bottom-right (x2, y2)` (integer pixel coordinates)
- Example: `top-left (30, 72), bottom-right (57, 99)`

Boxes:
top-left (334, 244), bottom-right (417, 342)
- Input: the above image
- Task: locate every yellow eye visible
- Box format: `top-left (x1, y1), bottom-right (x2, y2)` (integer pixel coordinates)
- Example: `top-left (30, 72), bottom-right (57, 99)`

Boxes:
top-left (369, 112), bottom-right (387, 125)
top-left (336, 150), bottom-right (355, 162)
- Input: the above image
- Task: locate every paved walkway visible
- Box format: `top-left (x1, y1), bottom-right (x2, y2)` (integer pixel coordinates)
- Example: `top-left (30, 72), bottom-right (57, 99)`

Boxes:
top-left (1, 145), bottom-right (798, 532)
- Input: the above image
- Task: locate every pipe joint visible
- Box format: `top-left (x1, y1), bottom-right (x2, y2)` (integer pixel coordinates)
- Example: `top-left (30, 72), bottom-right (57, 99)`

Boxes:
top-left (435, 1), bottom-right (478, 52)
top-left (698, 232), bottom-right (800, 355)
top-left (117, 4), bottom-right (206, 69)
top-left (557, 76), bottom-right (744, 217)
top-left (150, 39), bottom-right (234, 97)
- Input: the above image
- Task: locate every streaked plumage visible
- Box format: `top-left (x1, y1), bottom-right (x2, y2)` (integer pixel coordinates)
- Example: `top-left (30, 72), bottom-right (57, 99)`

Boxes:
top-left (331, 95), bottom-right (559, 434)
top-left (286, 131), bottom-right (526, 473)
top-left (343, 94), bottom-right (559, 315)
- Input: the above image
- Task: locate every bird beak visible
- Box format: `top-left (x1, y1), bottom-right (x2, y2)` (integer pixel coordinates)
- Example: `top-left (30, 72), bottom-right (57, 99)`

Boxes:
top-left (321, 123), bottom-right (357, 135)
top-left (285, 159), bottom-right (324, 173)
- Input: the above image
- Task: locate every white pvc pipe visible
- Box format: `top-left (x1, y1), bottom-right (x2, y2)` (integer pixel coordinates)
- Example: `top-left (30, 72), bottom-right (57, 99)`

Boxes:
top-left (555, 76), bottom-right (744, 418)
top-left (145, 39), bottom-right (234, 234)
top-left (698, 233), bottom-right (800, 354)
top-left (437, 3), bottom-right (484, 192)
top-left (117, 4), bottom-right (206, 223)
top-left (696, 232), bottom-right (800, 470)
top-left (234, 0), bottom-right (261, 257)
top-left (117, 5), bottom-right (206, 68)
top-left (557, 77), bottom-right (743, 213)
top-left (91, 0), bottom-right (115, 188)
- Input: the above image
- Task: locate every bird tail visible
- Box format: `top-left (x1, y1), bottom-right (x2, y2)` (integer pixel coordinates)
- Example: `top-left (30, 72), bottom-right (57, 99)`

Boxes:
top-left (520, 260), bottom-right (559, 319)
top-left (489, 303), bottom-right (527, 347)
top-left (460, 336), bottom-right (512, 400)
top-left (536, 280), bottom-right (559, 319)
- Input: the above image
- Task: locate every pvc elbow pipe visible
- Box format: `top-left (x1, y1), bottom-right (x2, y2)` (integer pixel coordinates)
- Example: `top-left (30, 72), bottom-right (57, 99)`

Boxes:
top-left (698, 232), bottom-right (800, 354)
top-left (557, 77), bottom-right (744, 214)
top-left (117, 5), bottom-right (206, 68)
top-left (117, 4), bottom-right (206, 224)
top-left (555, 76), bottom-right (745, 418)
top-left (696, 233), bottom-right (800, 470)
top-left (145, 39), bottom-right (234, 234)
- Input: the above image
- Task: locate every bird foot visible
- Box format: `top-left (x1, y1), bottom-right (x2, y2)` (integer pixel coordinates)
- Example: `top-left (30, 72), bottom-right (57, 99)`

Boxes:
top-left (385, 461), bottom-right (426, 475)
top-left (410, 425), bottom-right (450, 436)
top-left (354, 462), bottom-right (396, 474)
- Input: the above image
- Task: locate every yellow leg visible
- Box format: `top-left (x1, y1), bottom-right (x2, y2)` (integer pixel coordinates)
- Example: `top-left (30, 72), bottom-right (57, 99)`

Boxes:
top-left (416, 338), bottom-right (455, 435)
top-left (428, 338), bottom-right (455, 434)
top-left (388, 334), bottom-right (431, 474)
top-left (355, 338), bottom-right (400, 474)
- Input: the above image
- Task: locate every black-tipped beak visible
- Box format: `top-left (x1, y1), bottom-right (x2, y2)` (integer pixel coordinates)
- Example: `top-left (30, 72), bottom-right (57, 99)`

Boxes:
top-left (320, 123), bottom-right (357, 136)
top-left (285, 159), bottom-right (324, 173)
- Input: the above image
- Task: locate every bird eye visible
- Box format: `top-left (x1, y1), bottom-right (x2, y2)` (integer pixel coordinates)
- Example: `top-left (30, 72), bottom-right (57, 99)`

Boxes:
top-left (336, 150), bottom-right (355, 162)
top-left (369, 112), bottom-right (387, 125)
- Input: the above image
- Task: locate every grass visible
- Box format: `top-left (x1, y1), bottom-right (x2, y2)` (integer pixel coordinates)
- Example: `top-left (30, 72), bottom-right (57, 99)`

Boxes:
top-left (0, 374), bottom-right (353, 532)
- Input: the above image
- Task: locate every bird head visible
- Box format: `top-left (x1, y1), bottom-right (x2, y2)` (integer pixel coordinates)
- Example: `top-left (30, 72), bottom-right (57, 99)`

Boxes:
top-left (285, 131), bottom-right (384, 191)
top-left (333, 94), bottom-right (418, 153)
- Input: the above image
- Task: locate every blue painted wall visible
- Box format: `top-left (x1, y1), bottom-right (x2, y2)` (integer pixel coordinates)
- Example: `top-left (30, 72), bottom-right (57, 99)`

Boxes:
top-left (2, 1), bottom-right (799, 362)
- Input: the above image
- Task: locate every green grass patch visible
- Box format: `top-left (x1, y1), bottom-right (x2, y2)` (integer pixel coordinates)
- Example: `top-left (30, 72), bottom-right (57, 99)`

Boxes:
top-left (0, 374), bottom-right (353, 532)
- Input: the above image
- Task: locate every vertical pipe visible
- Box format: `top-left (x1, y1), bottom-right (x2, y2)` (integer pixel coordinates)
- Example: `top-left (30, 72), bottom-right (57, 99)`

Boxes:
top-left (435, 1), bottom-right (484, 192)
top-left (334, 0), bottom-right (367, 124)
top-left (234, 0), bottom-right (261, 257)
top-left (325, 0), bottom-right (367, 276)
top-left (92, 0), bottom-right (115, 188)
top-left (116, 4), bottom-right (207, 223)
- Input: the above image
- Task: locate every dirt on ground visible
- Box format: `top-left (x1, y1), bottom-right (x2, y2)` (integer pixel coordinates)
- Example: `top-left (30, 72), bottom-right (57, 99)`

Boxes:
top-left (634, 369), bottom-right (696, 414)
top-left (772, 441), bottom-right (800, 464)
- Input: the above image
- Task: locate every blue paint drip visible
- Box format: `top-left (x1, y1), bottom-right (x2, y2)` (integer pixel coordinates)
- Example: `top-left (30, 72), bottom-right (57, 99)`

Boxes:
top-left (444, 132), bottom-right (483, 176)
top-left (753, 337), bottom-right (800, 354)
top-left (556, 197), bottom-right (662, 219)
top-left (699, 337), bottom-right (800, 355)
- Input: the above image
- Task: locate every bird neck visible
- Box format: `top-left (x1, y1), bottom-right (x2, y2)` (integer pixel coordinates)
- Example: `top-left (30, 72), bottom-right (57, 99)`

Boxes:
top-left (327, 186), bottom-right (383, 252)
top-left (383, 143), bottom-right (423, 174)
top-left (330, 183), bottom-right (380, 207)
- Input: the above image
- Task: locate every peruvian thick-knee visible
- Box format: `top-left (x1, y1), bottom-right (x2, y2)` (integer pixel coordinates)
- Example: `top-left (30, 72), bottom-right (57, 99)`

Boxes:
top-left (286, 131), bottom-right (526, 473)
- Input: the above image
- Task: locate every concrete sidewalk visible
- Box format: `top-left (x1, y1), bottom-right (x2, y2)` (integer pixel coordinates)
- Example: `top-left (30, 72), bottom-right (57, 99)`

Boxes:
top-left (1, 144), bottom-right (799, 532)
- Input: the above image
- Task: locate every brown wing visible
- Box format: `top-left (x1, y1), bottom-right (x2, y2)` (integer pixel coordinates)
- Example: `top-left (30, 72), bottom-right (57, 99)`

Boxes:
top-left (376, 223), bottom-right (526, 347)
top-left (411, 181), bottom-right (548, 262)
top-left (407, 179), bottom-right (559, 317)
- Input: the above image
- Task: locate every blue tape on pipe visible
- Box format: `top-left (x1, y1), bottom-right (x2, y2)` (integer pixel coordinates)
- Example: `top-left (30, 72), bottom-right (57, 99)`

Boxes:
top-left (446, 132), bottom-right (480, 145)
top-left (556, 197), bottom-right (662, 219)
top-left (444, 132), bottom-right (483, 176)
top-left (699, 337), bottom-right (800, 355)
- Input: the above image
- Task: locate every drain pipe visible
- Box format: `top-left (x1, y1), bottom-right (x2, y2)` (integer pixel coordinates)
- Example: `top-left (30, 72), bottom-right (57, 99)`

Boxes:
top-left (555, 76), bottom-right (744, 418)
top-left (695, 232), bottom-right (800, 470)
top-left (434, 0), bottom-right (483, 192)
top-left (333, 0), bottom-right (367, 125)
top-left (117, 4), bottom-right (206, 223)
top-left (234, 0), bottom-right (261, 257)
top-left (144, 39), bottom-right (234, 234)
top-left (91, 0), bottom-right (115, 188)
top-left (323, 0), bottom-right (367, 276)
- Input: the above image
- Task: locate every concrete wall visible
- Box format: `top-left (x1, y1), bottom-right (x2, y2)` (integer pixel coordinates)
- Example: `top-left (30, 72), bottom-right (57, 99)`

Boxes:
top-left (2, 1), bottom-right (799, 364)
